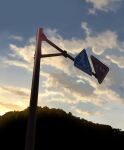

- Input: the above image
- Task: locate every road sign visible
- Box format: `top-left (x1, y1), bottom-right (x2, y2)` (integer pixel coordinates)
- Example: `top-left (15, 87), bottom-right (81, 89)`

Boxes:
top-left (90, 55), bottom-right (109, 84)
top-left (74, 49), bottom-right (92, 76)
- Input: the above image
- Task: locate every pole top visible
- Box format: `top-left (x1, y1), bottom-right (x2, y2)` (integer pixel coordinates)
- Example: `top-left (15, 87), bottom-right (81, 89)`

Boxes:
top-left (36, 28), bottom-right (47, 41)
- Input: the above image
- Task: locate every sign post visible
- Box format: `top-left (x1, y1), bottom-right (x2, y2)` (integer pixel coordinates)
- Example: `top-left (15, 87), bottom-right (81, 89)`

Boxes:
top-left (25, 28), bottom-right (46, 150)
top-left (25, 28), bottom-right (109, 150)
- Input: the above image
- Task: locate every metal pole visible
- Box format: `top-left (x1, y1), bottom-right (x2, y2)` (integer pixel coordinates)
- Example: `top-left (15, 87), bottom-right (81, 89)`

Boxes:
top-left (25, 28), bottom-right (43, 150)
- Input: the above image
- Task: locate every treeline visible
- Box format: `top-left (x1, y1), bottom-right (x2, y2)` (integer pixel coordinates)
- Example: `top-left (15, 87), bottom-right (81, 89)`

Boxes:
top-left (0, 106), bottom-right (124, 149)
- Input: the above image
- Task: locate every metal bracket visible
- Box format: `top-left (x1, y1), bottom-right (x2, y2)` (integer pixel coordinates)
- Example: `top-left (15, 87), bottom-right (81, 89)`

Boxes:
top-left (41, 53), bottom-right (63, 58)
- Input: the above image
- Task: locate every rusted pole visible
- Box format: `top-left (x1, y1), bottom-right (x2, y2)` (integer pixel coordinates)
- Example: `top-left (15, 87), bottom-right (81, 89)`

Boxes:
top-left (25, 28), bottom-right (43, 150)
top-left (24, 28), bottom-right (74, 150)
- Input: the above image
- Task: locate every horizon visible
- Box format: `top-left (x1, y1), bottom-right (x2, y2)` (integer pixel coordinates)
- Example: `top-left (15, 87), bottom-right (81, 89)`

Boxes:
top-left (0, 106), bottom-right (123, 131)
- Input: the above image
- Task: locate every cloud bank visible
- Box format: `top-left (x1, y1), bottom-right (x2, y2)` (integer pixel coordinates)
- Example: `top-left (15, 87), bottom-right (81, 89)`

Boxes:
top-left (85, 0), bottom-right (122, 14)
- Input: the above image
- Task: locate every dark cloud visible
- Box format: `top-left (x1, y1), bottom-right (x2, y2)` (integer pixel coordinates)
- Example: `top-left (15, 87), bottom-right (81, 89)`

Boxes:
top-left (44, 71), bottom-right (95, 97)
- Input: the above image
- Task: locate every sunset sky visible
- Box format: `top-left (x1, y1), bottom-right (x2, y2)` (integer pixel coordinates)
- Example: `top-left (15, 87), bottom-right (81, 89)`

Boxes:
top-left (0, 0), bottom-right (124, 130)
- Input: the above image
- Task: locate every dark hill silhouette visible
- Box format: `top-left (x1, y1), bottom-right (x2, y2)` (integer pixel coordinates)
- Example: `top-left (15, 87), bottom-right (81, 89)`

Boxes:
top-left (0, 106), bottom-right (124, 150)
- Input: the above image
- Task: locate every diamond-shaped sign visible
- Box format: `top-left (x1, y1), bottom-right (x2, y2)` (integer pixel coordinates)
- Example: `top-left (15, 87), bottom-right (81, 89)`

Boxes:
top-left (90, 55), bottom-right (109, 84)
top-left (74, 49), bottom-right (92, 76)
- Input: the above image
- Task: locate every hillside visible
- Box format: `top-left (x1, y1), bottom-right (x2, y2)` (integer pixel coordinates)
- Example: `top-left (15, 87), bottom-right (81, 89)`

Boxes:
top-left (0, 106), bottom-right (124, 150)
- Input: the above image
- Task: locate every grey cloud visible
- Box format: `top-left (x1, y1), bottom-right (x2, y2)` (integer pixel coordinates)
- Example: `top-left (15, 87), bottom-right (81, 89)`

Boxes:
top-left (9, 35), bottom-right (24, 41)
top-left (110, 84), bottom-right (124, 101)
top-left (75, 101), bottom-right (102, 114)
top-left (86, 0), bottom-right (122, 14)
top-left (106, 55), bottom-right (124, 68)
top-left (42, 70), bottom-right (95, 98)
top-left (1, 86), bottom-right (29, 98)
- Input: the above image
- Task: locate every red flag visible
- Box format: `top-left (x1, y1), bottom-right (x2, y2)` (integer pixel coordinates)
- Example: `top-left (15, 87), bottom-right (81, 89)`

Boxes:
top-left (90, 55), bottom-right (109, 84)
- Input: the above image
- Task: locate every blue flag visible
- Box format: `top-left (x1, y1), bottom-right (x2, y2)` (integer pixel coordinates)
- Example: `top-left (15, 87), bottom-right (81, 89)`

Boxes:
top-left (74, 49), bottom-right (92, 76)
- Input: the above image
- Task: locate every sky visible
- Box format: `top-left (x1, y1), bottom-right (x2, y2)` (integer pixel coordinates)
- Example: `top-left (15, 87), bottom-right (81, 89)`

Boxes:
top-left (0, 0), bottom-right (124, 130)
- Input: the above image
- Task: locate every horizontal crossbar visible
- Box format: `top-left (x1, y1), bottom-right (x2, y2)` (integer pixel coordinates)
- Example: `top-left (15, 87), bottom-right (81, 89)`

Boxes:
top-left (41, 53), bottom-right (63, 58)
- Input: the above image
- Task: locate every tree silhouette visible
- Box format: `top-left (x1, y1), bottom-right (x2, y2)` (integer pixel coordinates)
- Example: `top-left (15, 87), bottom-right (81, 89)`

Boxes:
top-left (0, 107), bottom-right (124, 150)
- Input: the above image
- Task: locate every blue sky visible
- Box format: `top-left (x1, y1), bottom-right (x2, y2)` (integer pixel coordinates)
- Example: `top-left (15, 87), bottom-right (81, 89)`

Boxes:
top-left (0, 0), bottom-right (124, 130)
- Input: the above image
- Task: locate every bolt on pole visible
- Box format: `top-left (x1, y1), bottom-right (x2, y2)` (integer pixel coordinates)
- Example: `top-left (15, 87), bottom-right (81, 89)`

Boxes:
top-left (25, 28), bottom-right (43, 150)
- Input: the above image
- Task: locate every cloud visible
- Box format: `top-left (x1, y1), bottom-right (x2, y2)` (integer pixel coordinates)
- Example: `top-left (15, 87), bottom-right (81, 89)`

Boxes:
top-left (1, 42), bottom-right (35, 71)
top-left (0, 102), bottom-right (22, 111)
top-left (40, 69), bottom-right (123, 108)
top-left (3, 59), bottom-right (30, 69)
top-left (74, 108), bottom-right (94, 116)
top-left (7, 28), bottom-right (120, 64)
top-left (73, 101), bottom-right (103, 117)
top-left (10, 35), bottom-right (24, 41)
top-left (82, 30), bottom-right (118, 55)
top-left (45, 26), bottom-right (120, 56)
top-left (81, 22), bottom-right (92, 37)
top-left (3, 24), bottom-right (120, 73)
top-left (0, 85), bottom-right (30, 115)
top-left (9, 43), bottom-right (34, 63)
top-left (106, 55), bottom-right (124, 68)
top-left (0, 86), bottom-right (29, 98)
top-left (94, 87), bottom-right (123, 104)
top-left (85, 0), bottom-right (122, 14)
top-left (40, 71), bottom-right (100, 111)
